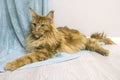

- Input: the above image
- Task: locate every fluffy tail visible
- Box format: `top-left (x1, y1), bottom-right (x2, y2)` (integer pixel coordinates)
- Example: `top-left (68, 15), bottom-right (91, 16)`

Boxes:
top-left (86, 38), bottom-right (109, 56)
top-left (90, 32), bottom-right (115, 44)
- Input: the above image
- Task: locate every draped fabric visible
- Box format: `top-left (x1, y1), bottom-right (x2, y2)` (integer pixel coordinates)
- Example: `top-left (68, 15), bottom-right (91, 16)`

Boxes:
top-left (0, 0), bottom-right (49, 72)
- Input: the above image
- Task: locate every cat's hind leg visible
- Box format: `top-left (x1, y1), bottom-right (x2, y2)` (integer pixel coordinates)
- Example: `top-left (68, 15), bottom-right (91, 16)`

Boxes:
top-left (86, 38), bottom-right (109, 56)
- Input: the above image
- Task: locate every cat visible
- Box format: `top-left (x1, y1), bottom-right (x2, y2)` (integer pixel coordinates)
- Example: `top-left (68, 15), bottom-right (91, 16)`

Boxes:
top-left (4, 8), bottom-right (114, 71)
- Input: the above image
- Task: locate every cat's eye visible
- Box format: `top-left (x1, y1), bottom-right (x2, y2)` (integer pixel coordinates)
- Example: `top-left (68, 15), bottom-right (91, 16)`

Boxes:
top-left (32, 23), bottom-right (36, 26)
top-left (41, 24), bottom-right (45, 27)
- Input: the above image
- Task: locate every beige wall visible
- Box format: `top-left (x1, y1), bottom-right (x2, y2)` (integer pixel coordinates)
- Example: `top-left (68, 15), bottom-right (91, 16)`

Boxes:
top-left (50, 0), bottom-right (120, 37)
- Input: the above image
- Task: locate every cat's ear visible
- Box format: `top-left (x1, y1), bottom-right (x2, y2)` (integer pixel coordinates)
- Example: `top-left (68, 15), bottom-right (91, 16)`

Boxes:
top-left (29, 7), bottom-right (40, 18)
top-left (46, 10), bottom-right (54, 21)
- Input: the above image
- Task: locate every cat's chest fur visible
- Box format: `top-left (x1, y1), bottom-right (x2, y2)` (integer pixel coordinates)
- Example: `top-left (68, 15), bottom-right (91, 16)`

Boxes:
top-left (25, 34), bottom-right (60, 53)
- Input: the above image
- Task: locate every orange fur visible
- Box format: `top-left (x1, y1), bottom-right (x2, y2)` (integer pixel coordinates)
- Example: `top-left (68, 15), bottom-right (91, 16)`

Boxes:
top-left (4, 8), bottom-right (114, 70)
top-left (91, 32), bottom-right (115, 44)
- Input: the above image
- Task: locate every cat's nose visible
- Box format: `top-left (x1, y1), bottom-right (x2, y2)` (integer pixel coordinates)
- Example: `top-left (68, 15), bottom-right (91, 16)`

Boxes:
top-left (35, 27), bottom-right (40, 32)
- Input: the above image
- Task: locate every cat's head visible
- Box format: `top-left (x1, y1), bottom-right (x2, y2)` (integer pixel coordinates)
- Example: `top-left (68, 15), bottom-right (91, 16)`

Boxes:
top-left (29, 8), bottom-right (55, 38)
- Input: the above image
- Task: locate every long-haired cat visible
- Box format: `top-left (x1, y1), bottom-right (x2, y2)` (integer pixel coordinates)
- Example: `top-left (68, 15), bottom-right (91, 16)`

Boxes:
top-left (4, 8), bottom-right (114, 70)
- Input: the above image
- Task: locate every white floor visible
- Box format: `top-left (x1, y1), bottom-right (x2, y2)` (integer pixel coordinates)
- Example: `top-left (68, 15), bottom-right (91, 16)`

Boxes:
top-left (110, 37), bottom-right (120, 45)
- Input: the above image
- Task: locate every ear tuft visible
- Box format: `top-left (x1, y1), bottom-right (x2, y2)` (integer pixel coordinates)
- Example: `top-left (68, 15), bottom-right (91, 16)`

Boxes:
top-left (29, 7), bottom-right (39, 18)
top-left (46, 10), bottom-right (54, 21)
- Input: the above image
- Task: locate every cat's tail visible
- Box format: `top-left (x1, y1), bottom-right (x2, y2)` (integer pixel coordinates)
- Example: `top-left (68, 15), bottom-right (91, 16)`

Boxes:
top-left (90, 32), bottom-right (115, 44)
top-left (85, 38), bottom-right (109, 56)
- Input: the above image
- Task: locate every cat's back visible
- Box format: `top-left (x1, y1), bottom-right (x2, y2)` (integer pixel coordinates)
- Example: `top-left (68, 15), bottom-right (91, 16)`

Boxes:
top-left (57, 26), bottom-right (78, 34)
top-left (57, 26), bottom-right (85, 38)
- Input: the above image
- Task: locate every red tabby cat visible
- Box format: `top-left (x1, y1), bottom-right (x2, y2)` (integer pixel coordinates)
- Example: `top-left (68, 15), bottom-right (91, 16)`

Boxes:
top-left (4, 8), bottom-right (114, 70)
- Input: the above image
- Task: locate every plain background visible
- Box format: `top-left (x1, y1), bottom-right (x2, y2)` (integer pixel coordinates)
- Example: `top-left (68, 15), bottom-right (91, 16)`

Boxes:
top-left (50, 0), bottom-right (120, 37)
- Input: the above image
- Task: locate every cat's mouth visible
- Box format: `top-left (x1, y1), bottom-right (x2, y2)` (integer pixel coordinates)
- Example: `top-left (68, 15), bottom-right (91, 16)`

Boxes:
top-left (32, 31), bottom-right (44, 39)
top-left (35, 35), bottom-right (40, 38)
top-left (34, 34), bottom-right (43, 39)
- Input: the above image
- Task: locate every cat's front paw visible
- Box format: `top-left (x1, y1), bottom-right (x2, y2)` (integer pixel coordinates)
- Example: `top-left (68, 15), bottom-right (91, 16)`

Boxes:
top-left (4, 62), bottom-right (18, 71)
top-left (102, 50), bottom-right (109, 56)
